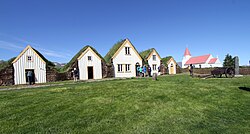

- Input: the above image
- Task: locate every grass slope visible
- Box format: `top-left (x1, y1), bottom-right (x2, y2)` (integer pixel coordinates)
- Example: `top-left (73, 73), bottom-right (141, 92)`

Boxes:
top-left (0, 75), bottom-right (250, 133)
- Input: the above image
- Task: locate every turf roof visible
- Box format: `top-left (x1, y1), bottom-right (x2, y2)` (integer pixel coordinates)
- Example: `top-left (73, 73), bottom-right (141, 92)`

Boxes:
top-left (12, 45), bottom-right (55, 67)
top-left (140, 48), bottom-right (160, 60)
top-left (104, 39), bottom-right (126, 63)
top-left (140, 48), bottom-right (161, 64)
top-left (161, 56), bottom-right (174, 66)
top-left (32, 47), bottom-right (55, 67)
top-left (63, 45), bottom-right (105, 71)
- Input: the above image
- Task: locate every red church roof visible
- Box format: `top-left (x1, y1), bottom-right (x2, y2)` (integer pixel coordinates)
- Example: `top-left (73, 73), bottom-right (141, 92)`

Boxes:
top-left (185, 54), bottom-right (211, 65)
top-left (208, 58), bottom-right (218, 64)
top-left (184, 48), bottom-right (191, 56)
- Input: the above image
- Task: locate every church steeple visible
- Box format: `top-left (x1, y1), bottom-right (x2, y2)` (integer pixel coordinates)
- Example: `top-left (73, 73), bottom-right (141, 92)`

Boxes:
top-left (184, 48), bottom-right (191, 56)
top-left (182, 47), bottom-right (192, 68)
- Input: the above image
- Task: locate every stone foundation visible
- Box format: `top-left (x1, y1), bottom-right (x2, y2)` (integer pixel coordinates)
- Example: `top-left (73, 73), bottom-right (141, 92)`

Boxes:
top-left (0, 65), bottom-right (14, 86)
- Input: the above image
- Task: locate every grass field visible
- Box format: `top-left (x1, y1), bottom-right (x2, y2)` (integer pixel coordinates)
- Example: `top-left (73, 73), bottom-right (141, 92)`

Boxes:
top-left (0, 75), bottom-right (250, 133)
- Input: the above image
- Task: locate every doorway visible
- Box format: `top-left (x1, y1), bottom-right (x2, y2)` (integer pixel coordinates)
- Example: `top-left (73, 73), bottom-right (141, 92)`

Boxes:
top-left (135, 62), bottom-right (140, 76)
top-left (25, 69), bottom-right (35, 84)
top-left (170, 64), bottom-right (174, 74)
top-left (88, 66), bottom-right (94, 79)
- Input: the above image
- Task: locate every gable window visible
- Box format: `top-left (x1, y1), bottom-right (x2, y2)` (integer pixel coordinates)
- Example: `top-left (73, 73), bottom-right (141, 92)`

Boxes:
top-left (118, 64), bottom-right (123, 72)
top-left (153, 55), bottom-right (156, 61)
top-left (27, 56), bottom-right (32, 61)
top-left (153, 64), bottom-right (157, 71)
top-left (125, 64), bottom-right (130, 72)
top-left (125, 47), bottom-right (130, 55)
top-left (88, 56), bottom-right (92, 61)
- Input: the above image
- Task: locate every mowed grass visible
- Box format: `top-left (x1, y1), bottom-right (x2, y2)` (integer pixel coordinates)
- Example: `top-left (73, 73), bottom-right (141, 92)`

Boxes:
top-left (0, 75), bottom-right (250, 133)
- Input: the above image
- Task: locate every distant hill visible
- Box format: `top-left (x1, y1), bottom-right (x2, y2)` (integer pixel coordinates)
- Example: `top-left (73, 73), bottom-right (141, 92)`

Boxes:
top-left (53, 62), bottom-right (66, 68)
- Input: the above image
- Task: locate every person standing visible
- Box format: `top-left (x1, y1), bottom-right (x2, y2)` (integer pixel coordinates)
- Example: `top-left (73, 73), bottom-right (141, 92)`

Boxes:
top-left (143, 65), bottom-right (147, 77)
top-left (147, 65), bottom-right (152, 77)
top-left (136, 66), bottom-right (140, 77)
top-left (139, 66), bottom-right (143, 77)
top-left (158, 66), bottom-right (161, 75)
top-left (73, 68), bottom-right (79, 81)
top-left (189, 64), bottom-right (194, 76)
top-left (27, 71), bottom-right (33, 85)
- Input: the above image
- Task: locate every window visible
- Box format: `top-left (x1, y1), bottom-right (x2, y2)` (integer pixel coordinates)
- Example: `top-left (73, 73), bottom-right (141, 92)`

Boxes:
top-left (171, 63), bottom-right (173, 67)
top-left (153, 64), bottom-right (157, 71)
top-left (118, 64), bottom-right (123, 72)
top-left (125, 64), bottom-right (130, 72)
top-left (125, 47), bottom-right (130, 55)
top-left (27, 56), bottom-right (32, 61)
top-left (199, 65), bottom-right (201, 68)
top-left (153, 55), bottom-right (156, 61)
top-left (88, 56), bottom-right (92, 61)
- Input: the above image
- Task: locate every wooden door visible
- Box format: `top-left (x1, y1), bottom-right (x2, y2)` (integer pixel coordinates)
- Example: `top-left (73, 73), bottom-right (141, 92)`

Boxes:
top-left (170, 64), bottom-right (174, 74)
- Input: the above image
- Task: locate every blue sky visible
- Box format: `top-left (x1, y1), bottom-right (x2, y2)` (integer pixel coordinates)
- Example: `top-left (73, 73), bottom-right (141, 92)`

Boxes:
top-left (0, 0), bottom-right (249, 65)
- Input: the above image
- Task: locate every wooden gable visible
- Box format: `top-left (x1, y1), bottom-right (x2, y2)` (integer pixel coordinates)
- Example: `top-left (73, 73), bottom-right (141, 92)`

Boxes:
top-left (112, 39), bottom-right (142, 61)
top-left (12, 45), bottom-right (46, 64)
top-left (77, 47), bottom-right (102, 61)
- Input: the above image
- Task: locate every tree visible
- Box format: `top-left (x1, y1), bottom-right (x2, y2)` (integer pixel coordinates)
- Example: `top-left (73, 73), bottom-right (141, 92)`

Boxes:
top-left (223, 54), bottom-right (235, 67)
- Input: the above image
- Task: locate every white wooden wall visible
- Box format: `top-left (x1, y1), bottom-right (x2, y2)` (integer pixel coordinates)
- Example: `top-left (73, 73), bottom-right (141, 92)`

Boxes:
top-left (13, 48), bottom-right (46, 85)
top-left (113, 42), bottom-right (142, 78)
top-left (78, 49), bottom-right (102, 80)
top-left (148, 51), bottom-right (161, 76)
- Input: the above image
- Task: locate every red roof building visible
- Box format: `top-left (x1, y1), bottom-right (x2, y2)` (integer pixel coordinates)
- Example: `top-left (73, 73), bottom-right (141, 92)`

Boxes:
top-left (208, 58), bottom-right (218, 64)
top-left (182, 48), bottom-right (222, 68)
top-left (185, 54), bottom-right (211, 65)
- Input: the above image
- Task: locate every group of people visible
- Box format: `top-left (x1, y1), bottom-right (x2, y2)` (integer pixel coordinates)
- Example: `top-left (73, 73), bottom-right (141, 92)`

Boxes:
top-left (136, 65), bottom-right (161, 77)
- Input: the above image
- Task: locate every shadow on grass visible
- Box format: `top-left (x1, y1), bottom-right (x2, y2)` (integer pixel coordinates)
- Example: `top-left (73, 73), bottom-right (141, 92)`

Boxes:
top-left (239, 87), bottom-right (250, 92)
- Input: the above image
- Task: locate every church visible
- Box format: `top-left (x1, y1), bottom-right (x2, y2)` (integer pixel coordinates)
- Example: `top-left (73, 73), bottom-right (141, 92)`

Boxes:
top-left (181, 48), bottom-right (222, 68)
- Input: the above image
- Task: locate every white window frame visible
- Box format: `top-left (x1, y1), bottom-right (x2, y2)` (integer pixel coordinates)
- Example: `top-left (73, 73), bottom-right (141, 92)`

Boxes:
top-left (153, 55), bottom-right (156, 61)
top-left (118, 64), bottom-right (123, 72)
top-left (125, 47), bottom-right (130, 55)
top-left (153, 64), bottom-right (157, 71)
top-left (88, 56), bottom-right (92, 61)
top-left (125, 64), bottom-right (131, 72)
top-left (27, 56), bottom-right (32, 62)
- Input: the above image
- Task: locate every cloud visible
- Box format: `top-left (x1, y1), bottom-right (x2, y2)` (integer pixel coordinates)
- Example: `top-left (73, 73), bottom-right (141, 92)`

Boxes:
top-left (0, 33), bottom-right (71, 59)
top-left (36, 47), bottom-right (68, 58)
top-left (0, 41), bottom-right (24, 52)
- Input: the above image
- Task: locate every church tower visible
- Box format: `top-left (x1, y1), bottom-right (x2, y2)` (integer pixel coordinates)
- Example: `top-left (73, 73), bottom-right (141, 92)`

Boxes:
top-left (182, 48), bottom-right (192, 68)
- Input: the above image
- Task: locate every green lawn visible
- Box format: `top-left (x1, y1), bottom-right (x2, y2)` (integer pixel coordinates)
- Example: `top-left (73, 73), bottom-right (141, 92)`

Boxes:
top-left (0, 75), bottom-right (250, 133)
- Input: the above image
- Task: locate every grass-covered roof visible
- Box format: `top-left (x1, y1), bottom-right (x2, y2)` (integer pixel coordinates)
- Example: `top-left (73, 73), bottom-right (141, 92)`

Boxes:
top-left (104, 39), bottom-right (126, 63)
top-left (161, 56), bottom-right (175, 66)
top-left (12, 45), bottom-right (55, 67)
top-left (140, 48), bottom-right (156, 60)
top-left (32, 47), bottom-right (55, 67)
top-left (63, 45), bottom-right (104, 72)
top-left (140, 48), bottom-right (161, 65)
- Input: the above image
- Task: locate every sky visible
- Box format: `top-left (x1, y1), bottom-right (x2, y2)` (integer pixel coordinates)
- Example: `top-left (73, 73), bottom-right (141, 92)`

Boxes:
top-left (0, 0), bottom-right (250, 65)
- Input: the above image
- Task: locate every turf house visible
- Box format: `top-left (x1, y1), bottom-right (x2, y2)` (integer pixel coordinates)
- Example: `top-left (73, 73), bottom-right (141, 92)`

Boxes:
top-left (104, 39), bottom-right (143, 78)
top-left (161, 56), bottom-right (178, 74)
top-left (140, 48), bottom-right (161, 76)
top-left (12, 45), bottom-right (55, 85)
top-left (63, 45), bottom-right (108, 80)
